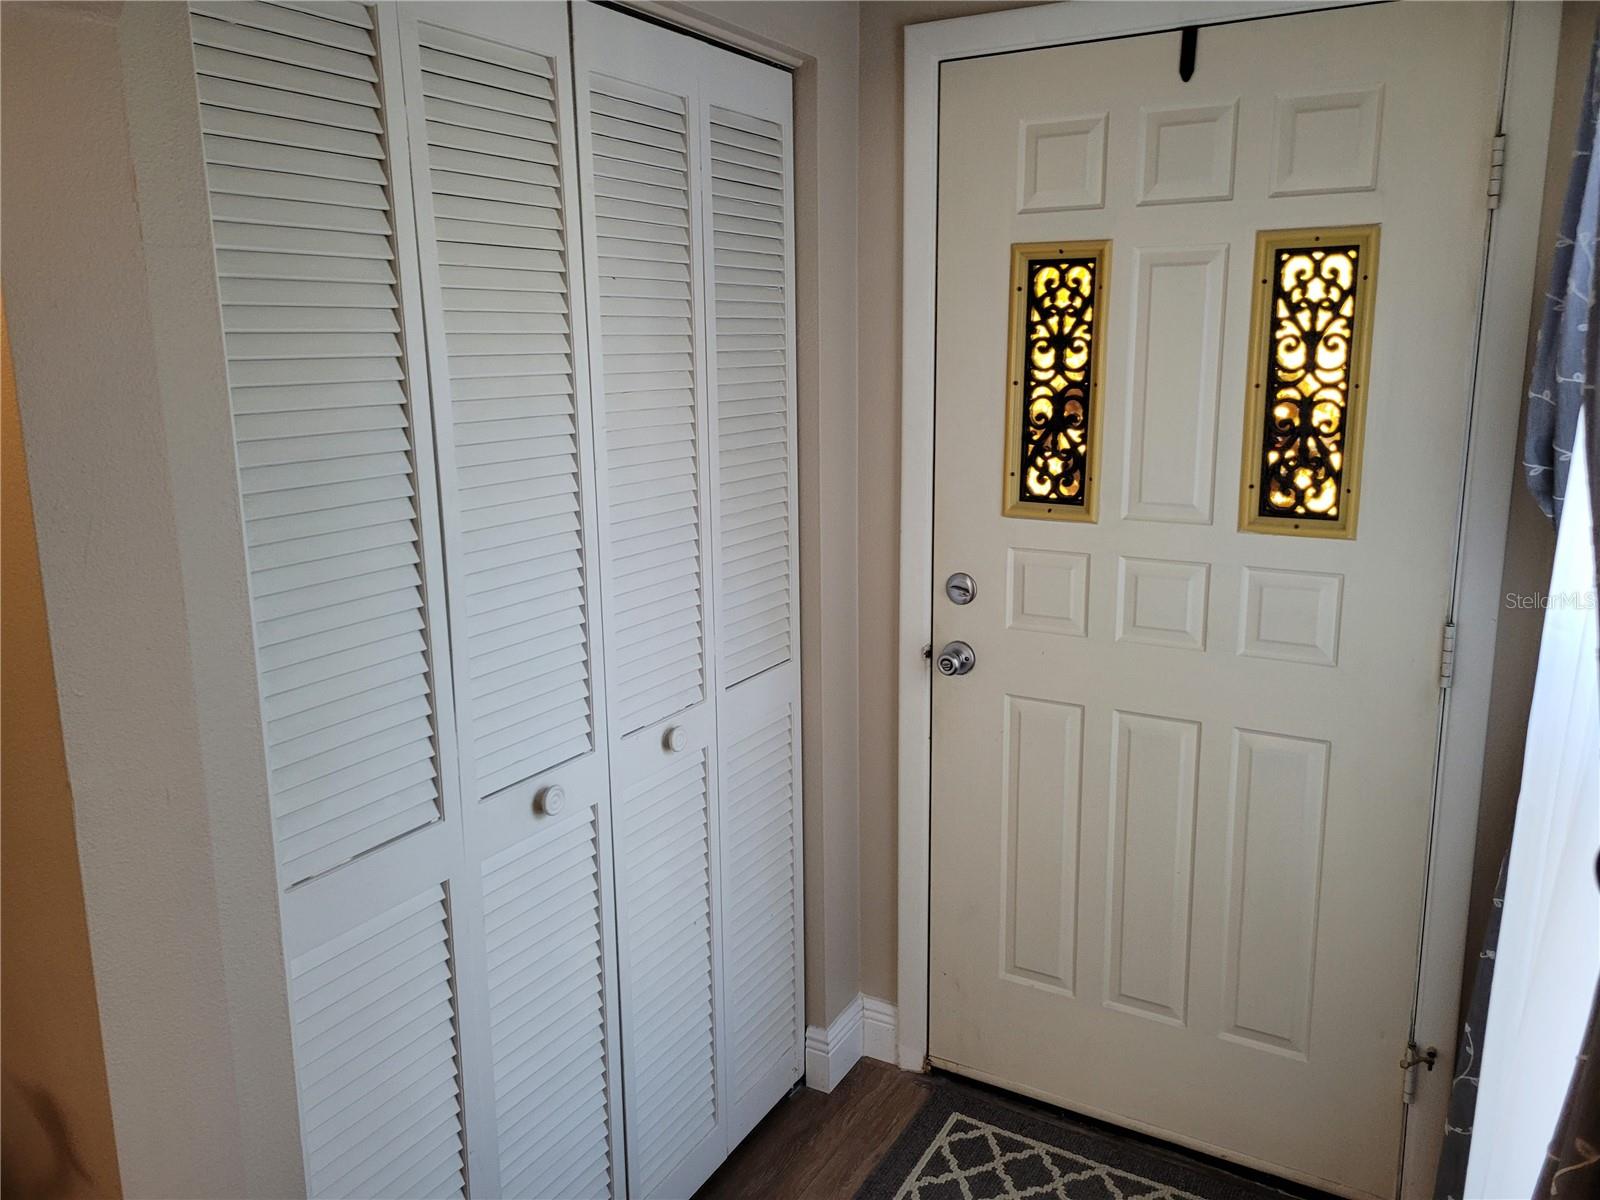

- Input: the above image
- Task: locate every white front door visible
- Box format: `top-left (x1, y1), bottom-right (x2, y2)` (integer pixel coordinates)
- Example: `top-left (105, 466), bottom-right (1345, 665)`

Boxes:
top-left (928, 5), bottom-right (1505, 1196)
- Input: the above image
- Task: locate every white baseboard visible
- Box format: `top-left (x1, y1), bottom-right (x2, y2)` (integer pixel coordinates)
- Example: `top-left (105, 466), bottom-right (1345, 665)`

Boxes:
top-left (804, 993), bottom-right (898, 1093)
top-left (862, 994), bottom-right (898, 1064)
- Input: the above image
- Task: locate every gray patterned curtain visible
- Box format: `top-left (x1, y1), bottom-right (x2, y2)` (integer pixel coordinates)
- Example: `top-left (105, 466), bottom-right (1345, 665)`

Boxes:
top-left (1527, 22), bottom-right (1600, 1200)
top-left (1436, 860), bottom-right (1508, 1200)
top-left (1524, 25), bottom-right (1600, 524)
top-left (1437, 21), bottom-right (1600, 1200)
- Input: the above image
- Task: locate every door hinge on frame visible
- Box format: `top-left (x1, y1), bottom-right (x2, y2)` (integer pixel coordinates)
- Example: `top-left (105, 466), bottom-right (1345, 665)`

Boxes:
top-left (1440, 620), bottom-right (1458, 690)
top-left (1400, 1042), bottom-right (1439, 1105)
top-left (1487, 133), bottom-right (1507, 209)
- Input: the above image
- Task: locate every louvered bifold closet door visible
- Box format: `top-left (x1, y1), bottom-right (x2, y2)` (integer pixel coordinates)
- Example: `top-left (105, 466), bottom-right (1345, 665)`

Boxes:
top-left (701, 73), bottom-right (802, 1147)
top-left (188, 3), bottom-right (472, 1196)
top-left (395, 5), bottom-right (623, 1198)
top-left (576, 7), bottom-right (800, 1198)
top-left (574, 8), bottom-right (724, 1200)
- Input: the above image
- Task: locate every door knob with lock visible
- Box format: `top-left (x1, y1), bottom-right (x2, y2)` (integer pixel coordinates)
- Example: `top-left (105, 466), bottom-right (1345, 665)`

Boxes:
top-left (935, 640), bottom-right (976, 676)
top-left (945, 572), bottom-right (976, 605)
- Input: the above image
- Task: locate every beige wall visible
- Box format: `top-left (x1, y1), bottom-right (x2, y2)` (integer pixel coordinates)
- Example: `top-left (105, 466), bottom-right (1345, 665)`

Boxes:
top-left (856, 0), bottom-right (1045, 1004)
top-left (2, 301), bottom-right (122, 1200)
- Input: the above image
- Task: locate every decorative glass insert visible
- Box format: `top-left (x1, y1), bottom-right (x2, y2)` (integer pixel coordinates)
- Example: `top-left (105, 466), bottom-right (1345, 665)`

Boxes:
top-left (1003, 240), bottom-right (1109, 521)
top-left (1241, 226), bottom-right (1379, 538)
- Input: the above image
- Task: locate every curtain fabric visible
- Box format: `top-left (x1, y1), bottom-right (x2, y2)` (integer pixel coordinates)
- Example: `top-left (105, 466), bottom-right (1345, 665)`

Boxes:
top-left (1521, 20), bottom-right (1600, 1198)
top-left (1535, 966), bottom-right (1600, 1198)
top-left (1461, 427), bottom-right (1598, 1200)
top-left (1525, 25), bottom-right (1600, 523)
top-left (1435, 862), bottom-right (1508, 1199)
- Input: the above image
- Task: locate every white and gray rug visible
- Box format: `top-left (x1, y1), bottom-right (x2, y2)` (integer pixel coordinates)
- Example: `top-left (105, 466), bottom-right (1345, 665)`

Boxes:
top-left (855, 1086), bottom-right (1314, 1200)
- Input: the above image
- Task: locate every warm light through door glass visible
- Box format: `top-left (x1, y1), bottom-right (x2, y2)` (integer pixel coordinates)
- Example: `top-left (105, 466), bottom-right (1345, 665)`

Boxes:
top-left (1004, 241), bottom-right (1108, 522)
top-left (1241, 226), bottom-right (1377, 538)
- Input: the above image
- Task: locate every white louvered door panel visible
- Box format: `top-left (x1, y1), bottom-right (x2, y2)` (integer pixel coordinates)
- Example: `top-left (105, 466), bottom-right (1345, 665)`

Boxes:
top-left (479, 804), bottom-right (614, 1200)
top-left (577, 7), bottom-right (799, 1197)
top-left (575, 9), bottom-right (726, 1199)
top-left (589, 78), bottom-right (706, 737)
top-left (406, 11), bottom-right (596, 801)
top-left (716, 701), bottom-right (799, 1135)
top-left (613, 754), bottom-right (719, 1197)
top-left (708, 107), bottom-right (793, 690)
top-left (700, 88), bottom-right (803, 1146)
top-left (190, 3), bottom-right (475, 1197)
top-left (397, 5), bottom-right (624, 1198)
top-left (194, 0), bottom-right (441, 889)
top-left (287, 885), bottom-right (465, 1199)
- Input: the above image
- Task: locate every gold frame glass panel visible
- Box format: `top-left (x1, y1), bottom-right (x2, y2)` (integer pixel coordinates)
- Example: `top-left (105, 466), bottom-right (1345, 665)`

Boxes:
top-left (1003, 240), bottom-right (1109, 522)
top-left (1239, 225), bottom-right (1379, 538)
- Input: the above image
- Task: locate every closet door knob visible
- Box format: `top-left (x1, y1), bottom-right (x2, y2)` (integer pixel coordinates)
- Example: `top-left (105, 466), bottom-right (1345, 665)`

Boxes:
top-left (663, 725), bottom-right (687, 753)
top-left (535, 785), bottom-right (566, 816)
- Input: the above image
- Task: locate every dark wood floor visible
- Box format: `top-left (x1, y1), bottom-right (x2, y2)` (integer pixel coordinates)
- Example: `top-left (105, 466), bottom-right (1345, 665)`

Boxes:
top-left (694, 1059), bottom-right (933, 1200)
top-left (695, 1058), bottom-right (1331, 1200)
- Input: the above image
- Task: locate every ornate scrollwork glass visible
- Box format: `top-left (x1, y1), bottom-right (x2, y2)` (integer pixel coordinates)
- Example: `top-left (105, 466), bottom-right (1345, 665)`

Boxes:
top-left (1242, 227), bottom-right (1377, 537)
top-left (1004, 242), bottom-right (1107, 521)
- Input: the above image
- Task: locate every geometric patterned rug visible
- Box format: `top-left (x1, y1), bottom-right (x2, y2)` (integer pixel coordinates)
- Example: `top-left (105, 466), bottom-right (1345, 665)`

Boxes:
top-left (854, 1085), bottom-right (1311, 1200)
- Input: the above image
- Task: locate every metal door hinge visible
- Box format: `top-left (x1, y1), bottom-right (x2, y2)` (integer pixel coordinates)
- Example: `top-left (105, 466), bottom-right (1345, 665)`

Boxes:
top-left (1440, 621), bottom-right (1458, 690)
top-left (1488, 133), bottom-right (1507, 209)
top-left (1400, 1042), bottom-right (1439, 1104)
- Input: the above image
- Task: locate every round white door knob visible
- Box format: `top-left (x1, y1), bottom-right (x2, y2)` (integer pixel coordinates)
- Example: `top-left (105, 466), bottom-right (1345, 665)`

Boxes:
top-left (663, 725), bottom-right (687, 753)
top-left (536, 784), bottom-right (566, 816)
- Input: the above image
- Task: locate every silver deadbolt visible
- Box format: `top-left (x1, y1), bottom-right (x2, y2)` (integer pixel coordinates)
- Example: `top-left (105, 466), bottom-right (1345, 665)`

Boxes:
top-left (945, 572), bottom-right (976, 605)
top-left (935, 641), bottom-right (976, 676)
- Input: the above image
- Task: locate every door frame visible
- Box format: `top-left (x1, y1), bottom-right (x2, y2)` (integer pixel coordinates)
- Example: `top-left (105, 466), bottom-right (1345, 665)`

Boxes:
top-left (894, 3), bottom-right (1561, 1195)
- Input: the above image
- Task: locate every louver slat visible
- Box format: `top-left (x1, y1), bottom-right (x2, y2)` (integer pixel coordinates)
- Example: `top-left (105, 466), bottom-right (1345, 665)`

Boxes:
top-left (288, 887), bottom-right (466, 1199)
top-left (194, 0), bottom-right (440, 887)
top-left (482, 810), bottom-right (612, 1199)
top-left (592, 77), bottom-right (705, 734)
top-left (418, 25), bottom-right (594, 799)
top-left (711, 109), bottom-right (791, 687)
top-left (721, 710), bottom-right (798, 1099)
top-left (615, 754), bottom-right (717, 1193)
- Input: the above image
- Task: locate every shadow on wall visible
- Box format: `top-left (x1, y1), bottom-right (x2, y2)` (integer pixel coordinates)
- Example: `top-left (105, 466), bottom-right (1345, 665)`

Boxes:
top-left (2, 1077), bottom-right (94, 1199)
